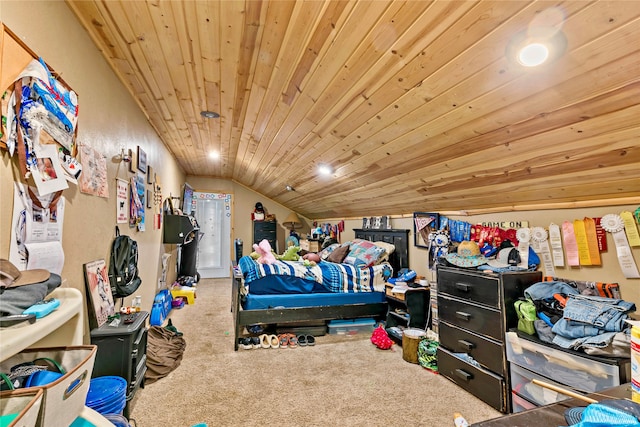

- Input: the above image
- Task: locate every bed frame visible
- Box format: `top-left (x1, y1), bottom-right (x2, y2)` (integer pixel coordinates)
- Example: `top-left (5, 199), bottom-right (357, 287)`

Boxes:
top-left (231, 230), bottom-right (410, 350)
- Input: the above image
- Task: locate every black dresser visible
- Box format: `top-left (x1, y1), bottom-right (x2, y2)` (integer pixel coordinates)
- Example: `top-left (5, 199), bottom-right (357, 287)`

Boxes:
top-left (253, 220), bottom-right (277, 249)
top-left (353, 228), bottom-right (409, 277)
top-left (436, 266), bottom-right (541, 413)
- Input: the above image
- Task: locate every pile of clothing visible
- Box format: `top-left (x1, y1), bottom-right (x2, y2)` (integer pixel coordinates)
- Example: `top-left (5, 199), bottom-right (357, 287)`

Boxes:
top-left (523, 279), bottom-right (634, 357)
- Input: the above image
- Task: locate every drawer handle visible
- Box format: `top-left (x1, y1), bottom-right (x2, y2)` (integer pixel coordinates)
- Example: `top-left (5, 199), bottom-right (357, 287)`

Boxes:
top-left (456, 311), bottom-right (471, 321)
top-left (455, 282), bottom-right (470, 292)
top-left (458, 339), bottom-right (475, 351)
top-left (454, 369), bottom-right (473, 382)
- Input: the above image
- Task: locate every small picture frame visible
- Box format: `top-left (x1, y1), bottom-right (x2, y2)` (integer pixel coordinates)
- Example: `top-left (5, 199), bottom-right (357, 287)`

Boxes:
top-left (83, 259), bottom-right (115, 329)
top-left (147, 189), bottom-right (152, 209)
top-left (137, 146), bottom-right (147, 173)
top-left (147, 166), bottom-right (154, 184)
top-left (128, 148), bottom-right (136, 173)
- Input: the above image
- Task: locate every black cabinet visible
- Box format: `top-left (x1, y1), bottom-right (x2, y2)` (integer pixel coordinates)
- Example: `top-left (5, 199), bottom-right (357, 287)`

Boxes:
top-left (385, 288), bottom-right (430, 345)
top-left (90, 311), bottom-right (149, 418)
top-left (253, 221), bottom-right (277, 248)
top-left (435, 266), bottom-right (541, 413)
top-left (163, 214), bottom-right (199, 244)
top-left (353, 229), bottom-right (409, 277)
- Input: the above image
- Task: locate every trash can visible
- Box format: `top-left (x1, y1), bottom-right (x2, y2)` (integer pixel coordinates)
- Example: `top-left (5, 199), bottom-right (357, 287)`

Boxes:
top-left (402, 328), bottom-right (427, 363)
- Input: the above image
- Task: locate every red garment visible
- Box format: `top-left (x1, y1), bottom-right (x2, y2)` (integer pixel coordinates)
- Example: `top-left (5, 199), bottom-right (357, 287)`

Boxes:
top-left (370, 325), bottom-right (393, 350)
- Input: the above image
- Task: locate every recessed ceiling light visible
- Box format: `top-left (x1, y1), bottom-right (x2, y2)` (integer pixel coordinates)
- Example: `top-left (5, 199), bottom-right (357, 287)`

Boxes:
top-left (318, 165), bottom-right (333, 176)
top-left (518, 43), bottom-right (549, 67)
top-left (209, 151), bottom-right (220, 160)
top-left (200, 111), bottom-right (219, 119)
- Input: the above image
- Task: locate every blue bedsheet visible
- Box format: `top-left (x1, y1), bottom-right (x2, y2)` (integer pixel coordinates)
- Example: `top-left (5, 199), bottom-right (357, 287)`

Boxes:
top-left (238, 256), bottom-right (392, 294)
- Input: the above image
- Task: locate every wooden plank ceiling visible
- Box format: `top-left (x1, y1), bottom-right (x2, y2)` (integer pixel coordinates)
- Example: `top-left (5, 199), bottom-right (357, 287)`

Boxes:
top-left (66, 0), bottom-right (640, 219)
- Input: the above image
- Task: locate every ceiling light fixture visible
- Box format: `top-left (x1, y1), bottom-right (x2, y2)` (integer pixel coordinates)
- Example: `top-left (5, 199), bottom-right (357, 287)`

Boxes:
top-left (285, 185), bottom-right (295, 192)
top-left (200, 110), bottom-right (219, 119)
top-left (518, 43), bottom-right (549, 67)
top-left (209, 151), bottom-right (220, 160)
top-left (318, 165), bottom-right (333, 176)
top-left (506, 6), bottom-right (567, 69)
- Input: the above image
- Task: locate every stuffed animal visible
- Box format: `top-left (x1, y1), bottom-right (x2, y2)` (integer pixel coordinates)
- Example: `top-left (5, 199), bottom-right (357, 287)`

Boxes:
top-left (278, 245), bottom-right (300, 261)
top-left (303, 253), bottom-right (321, 263)
top-left (253, 239), bottom-right (276, 264)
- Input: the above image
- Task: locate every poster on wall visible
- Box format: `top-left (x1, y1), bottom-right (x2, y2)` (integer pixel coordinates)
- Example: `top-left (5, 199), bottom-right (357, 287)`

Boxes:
top-left (129, 173), bottom-right (145, 231)
top-left (30, 144), bottom-right (69, 195)
top-left (79, 144), bottom-right (109, 198)
top-left (116, 178), bottom-right (128, 223)
top-left (9, 182), bottom-right (65, 273)
top-left (83, 259), bottom-right (115, 329)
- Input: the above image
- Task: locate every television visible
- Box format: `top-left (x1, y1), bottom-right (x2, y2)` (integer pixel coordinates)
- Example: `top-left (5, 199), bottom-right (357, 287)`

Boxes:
top-left (182, 182), bottom-right (194, 215)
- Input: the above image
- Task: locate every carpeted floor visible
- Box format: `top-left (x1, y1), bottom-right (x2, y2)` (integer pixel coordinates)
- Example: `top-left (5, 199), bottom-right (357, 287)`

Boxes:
top-left (129, 278), bottom-right (502, 427)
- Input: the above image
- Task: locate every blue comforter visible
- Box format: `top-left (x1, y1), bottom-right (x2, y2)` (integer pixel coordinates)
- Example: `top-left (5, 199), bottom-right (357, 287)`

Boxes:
top-left (238, 256), bottom-right (391, 294)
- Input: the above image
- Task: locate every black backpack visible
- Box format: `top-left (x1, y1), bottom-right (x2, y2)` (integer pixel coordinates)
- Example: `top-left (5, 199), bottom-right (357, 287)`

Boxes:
top-left (108, 226), bottom-right (142, 298)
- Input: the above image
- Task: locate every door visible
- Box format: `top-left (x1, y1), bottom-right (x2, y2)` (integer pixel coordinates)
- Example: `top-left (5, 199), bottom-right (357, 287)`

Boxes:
top-left (192, 192), bottom-right (232, 278)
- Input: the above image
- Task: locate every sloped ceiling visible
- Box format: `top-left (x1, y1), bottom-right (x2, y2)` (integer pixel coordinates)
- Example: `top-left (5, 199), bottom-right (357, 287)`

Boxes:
top-left (66, 0), bottom-right (640, 219)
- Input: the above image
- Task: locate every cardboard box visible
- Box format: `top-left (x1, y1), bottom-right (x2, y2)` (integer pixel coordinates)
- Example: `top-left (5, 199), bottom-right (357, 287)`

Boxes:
top-left (0, 346), bottom-right (97, 427)
top-left (300, 239), bottom-right (321, 252)
top-left (0, 388), bottom-right (43, 427)
top-left (385, 284), bottom-right (406, 301)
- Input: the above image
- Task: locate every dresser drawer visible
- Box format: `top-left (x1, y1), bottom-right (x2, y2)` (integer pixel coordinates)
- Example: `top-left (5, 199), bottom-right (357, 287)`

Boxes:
top-left (505, 332), bottom-right (629, 393)
top-left (439, 321), bottom-right (504, 374)
top-left (437, 346), bottom-right (508, 413)
top-left (438, 269), bottom-right (500, 308)
top-left (438, 295), bottom-right (503, 341)
top-left (510, 363), bottom-right (570, 407)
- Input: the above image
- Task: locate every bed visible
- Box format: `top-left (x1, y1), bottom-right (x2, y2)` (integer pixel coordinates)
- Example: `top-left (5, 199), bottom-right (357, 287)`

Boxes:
top-left (232, 235), bottom-right (408, 350)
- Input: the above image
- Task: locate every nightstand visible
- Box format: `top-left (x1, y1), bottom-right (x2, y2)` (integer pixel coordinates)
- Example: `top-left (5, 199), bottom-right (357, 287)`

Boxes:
top-left (385, 287), bottom-right (430, 345)
top-left (300, 239), bottom-right (321, 252)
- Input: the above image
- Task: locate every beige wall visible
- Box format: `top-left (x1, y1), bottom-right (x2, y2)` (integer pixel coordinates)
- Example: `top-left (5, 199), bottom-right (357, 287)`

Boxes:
top-left (333, 205), bottom-right (640, 307)
top-left (1, 2), bottom-right (184, 340)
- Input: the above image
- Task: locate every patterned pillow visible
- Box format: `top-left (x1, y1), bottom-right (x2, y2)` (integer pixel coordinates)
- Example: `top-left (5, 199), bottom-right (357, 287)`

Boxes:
top-left (343, 239), bottom-right (387, 268)
top-left (319, 243), bottom-right (340, 260)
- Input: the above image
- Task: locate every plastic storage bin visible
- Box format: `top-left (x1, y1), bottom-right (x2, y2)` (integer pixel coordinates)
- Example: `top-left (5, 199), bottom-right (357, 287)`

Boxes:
top-left (511, 391), bottom-right (537, 413)
top-left (510, 363), bottom-right (570, 407)
top-left (0, 388), bottom-right (43, 427)
top-left (505, 331), bottom-right (629, 393)
top-left (0, 346), bottom-right (97, 427)
top-left (327, 318), bottom-right (375, 335)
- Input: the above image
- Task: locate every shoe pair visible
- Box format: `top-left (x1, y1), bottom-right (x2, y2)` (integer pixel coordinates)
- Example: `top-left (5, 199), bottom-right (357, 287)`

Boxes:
top-left (259, 334), bottom-right (280, 349)
top-left (238, 337), bottom-right (261, 349)
top-left (277, 333), bottom-right (298, 348)
top-left (297, 334), bottom-right (316, 346)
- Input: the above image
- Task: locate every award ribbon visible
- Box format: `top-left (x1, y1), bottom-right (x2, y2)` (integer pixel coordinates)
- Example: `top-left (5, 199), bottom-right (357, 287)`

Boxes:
top-left (562, 221), bottom-right (580, 266)
top-left (621, 211), bottom-right (640, 247)
top-left (516, 228), bottom-right (530, 269)
top-left (548, 223), bottom-right (565, 267)
top-left (583, 217), bottom-right (601, 266)
top-left (601, 214), bottom-right (640, 279)
top-left (573, 219), bottom-right (592, 265)
top-left (594, 217), bottom-right (607, 251)
top-left (532, 227), bottom-right (555, 276)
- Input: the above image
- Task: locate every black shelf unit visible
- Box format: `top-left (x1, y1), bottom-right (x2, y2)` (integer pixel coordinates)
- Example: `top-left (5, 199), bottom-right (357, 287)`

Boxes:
top-left (90, 311), bottom-right (149, 418)
top-left (385, 289), bottom-right (430, 345)
top-left (163, 214), bottom-right (201, 279)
